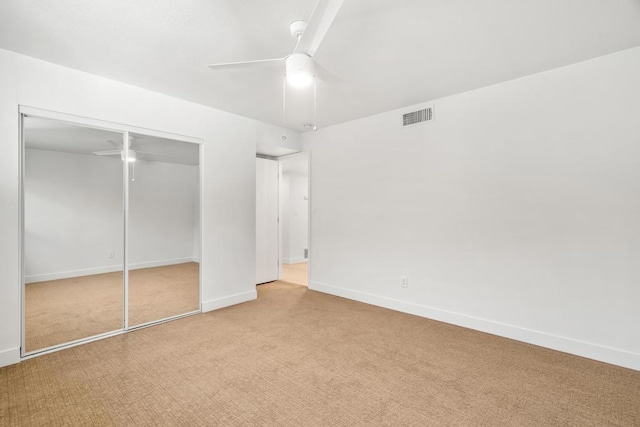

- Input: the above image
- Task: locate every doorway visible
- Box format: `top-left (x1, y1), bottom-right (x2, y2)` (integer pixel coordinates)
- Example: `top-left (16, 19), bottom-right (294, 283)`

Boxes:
top-left (279, 153), bottom-right (310, 286)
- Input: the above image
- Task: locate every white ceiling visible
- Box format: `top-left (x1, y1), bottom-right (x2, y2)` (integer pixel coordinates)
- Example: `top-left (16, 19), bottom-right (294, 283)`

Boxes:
top-left (2, 1), bottom-right (640, 132)
top-left (24, 116), bottom-right (200, 165)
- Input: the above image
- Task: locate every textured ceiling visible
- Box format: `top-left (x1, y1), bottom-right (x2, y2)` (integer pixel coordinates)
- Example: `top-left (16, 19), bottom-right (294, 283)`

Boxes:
top-left (2, 0), bottom-right (640, 132)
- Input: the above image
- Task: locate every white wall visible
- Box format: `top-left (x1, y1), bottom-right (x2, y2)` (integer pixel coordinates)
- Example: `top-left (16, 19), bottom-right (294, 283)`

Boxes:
top-left (303, 46), bottom-right (640, 371)
top-left (0, 48), bottom-right (296, 367)
top-left (281, 172), bottom-right (308, 264)
top-left (257, 122), bottom-right (302, 156)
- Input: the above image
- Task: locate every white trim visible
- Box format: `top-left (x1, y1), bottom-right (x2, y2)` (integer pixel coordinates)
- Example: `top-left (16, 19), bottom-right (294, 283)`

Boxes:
top-left (0, 347), bottom-right (21, 368)
top-left (127, 310), bottom-right (200, 331)
top-left (22, 329), bottom-right (124, 359)
top-left (202, 290), bottom-right (257, 313)
top-left (309, 281), bottom-right (640, 371)
top-left (283, 257), bottom-right (307, 264)
top-left (278, 152), bottom-right (311, 285)
top-left (198, 140), bottom-right (206, 313)
top-left (277, 152), bottom-right (308, 161)
top-left (278, 161), bottom-right (283, 280)
top-left (123, 130), bottom-right (130, 330)
top-left (198, 141), bottom-right (204, 313)
top-left (19, 105), bottom-right (203, 145)
top-left (19, 106), bottom-right (205, 358)
top-left (307, 150), bottom-right (312, 288)
top-left (19, 111), bottom-right (26, 357)
top-left (25, 258), bottom-right (196, 284)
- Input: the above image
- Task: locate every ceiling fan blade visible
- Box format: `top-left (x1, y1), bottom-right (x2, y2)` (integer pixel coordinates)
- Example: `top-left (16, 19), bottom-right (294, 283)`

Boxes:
top-left (293, 0), bottom-right (344, 57)
top-left (314, 61), bottom-right (339, 82)
top-left (207, 57), bottom-right (285, 70)
top-left (93, 150), bottom-right (121, 156)
top-left (135, 150), bottom-right (174, 156)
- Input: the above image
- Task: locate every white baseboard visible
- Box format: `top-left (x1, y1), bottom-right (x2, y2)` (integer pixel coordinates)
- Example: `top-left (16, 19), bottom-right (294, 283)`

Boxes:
top-left (309, 281), bottom-right (640, 371)
top-left (283, 257), bottom-right (306, 265)
top-left (0, 347), bottom-right (20, 368)
top-left (202, 290), bottom-right (257, 313)
top-left (25, 257), bottom-right (196, 284)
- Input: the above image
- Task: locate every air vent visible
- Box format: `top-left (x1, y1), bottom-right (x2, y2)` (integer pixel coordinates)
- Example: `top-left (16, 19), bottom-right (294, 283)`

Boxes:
top-left (403, 107), bottom-right (433, 127)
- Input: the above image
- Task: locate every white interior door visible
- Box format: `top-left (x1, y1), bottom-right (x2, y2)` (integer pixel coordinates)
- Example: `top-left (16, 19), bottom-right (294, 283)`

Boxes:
top-left (256, 157), bottom-right (279, 284)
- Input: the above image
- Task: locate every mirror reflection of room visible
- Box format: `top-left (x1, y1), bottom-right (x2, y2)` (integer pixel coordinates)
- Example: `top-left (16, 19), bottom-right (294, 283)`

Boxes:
top-left (23, 117), bottom-right (125, 353)
top-left (23, 117), bottom-right (201, 355)
top-left (127, 133), bottom-right (200, 327)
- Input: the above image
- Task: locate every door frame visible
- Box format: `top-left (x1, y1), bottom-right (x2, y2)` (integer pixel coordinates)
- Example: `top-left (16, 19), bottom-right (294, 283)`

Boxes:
top-left (277, 152), bottom-right (311, 285)
top-left (255, 156), bottom-right (280, 284)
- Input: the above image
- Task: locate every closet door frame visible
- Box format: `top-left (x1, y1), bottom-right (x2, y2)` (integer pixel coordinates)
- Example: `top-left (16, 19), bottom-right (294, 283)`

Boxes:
top-left (19, 106), bottom-right (203, 358)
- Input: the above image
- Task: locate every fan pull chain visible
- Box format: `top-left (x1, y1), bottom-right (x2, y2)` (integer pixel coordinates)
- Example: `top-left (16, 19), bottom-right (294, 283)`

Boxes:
top-left (131, 162), bottom-right (136, 182)
top-left (313, 79), bottom-right (317, 131)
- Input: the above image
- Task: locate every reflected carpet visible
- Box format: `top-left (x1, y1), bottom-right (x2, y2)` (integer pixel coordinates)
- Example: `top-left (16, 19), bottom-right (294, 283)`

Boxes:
top-left (25, 262), bottom-right (199, 352)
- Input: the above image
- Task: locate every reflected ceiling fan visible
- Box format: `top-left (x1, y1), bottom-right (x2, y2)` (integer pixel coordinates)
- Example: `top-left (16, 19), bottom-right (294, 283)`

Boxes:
top-left (207, 0), bottom-right (344, 89)
top-left (93, 138), bottom-right (169, 181)
top-left (92, 137), bottom-right (165, 163)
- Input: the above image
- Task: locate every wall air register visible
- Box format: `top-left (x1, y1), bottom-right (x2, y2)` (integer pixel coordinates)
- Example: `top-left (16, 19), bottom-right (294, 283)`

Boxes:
top-left (402, 107), bottom-right (433, 127)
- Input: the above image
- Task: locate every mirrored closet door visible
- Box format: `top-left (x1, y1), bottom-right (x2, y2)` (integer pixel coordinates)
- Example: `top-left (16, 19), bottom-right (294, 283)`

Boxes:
top-left (22, 112), bottom-right (201, 356)
top-left (23, 117), bottom-right (125, 353)
top-left (127, 133), bottom-right (201, 327)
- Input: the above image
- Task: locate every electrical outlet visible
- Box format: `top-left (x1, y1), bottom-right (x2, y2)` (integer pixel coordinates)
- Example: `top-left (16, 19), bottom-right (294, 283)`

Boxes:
top-left (107, 251), bottom-right (114, 258)
top-left (401, 276), bottom-right (408, 288)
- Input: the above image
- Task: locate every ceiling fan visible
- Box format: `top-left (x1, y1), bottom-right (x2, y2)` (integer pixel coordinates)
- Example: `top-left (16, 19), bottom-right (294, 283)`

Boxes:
top-left (206, 0), bottom-right (344, 88)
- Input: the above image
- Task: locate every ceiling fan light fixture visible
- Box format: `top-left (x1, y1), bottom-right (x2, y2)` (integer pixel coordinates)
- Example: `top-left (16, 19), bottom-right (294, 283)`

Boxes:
top-left (286, 53), bottom-right (314, 87)
top-left (121, 149), bottom-right (136, 162)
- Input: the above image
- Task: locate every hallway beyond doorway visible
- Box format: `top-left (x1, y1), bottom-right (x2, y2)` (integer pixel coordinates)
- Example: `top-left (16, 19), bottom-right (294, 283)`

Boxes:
top-left (281, 262), bottom-right (307, 286)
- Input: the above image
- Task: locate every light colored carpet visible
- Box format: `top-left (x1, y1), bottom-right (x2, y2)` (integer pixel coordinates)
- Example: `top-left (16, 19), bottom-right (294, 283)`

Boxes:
top-left (25, 262), bottom-right (199, 353)
top-left (4, 281), bottom-right (639, 425)
top-left (281, 261), bottom-right (308, 286)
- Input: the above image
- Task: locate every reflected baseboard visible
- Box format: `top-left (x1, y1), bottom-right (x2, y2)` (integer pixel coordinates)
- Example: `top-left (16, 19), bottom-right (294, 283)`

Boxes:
top-left (25, 257), bottom-right (198, 283)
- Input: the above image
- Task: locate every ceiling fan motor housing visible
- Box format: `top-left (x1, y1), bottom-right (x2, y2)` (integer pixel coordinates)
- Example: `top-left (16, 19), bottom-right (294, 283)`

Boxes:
top-left (286, 53), bottom-right (314, 87)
